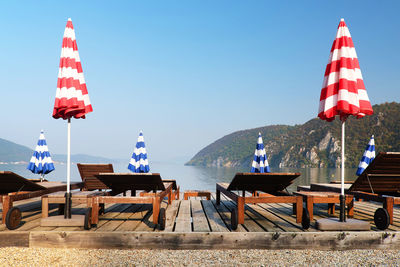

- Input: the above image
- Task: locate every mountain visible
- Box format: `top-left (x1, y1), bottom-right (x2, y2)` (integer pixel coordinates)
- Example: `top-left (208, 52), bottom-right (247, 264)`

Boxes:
top-left (0, 138), bottom-right (115, 163)
top-left (186, 102), bottom-right (400, 168)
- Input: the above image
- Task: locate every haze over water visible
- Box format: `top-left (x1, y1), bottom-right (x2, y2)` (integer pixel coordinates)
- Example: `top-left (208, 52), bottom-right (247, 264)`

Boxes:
top-left (1, 161), bottom-right (357, 192)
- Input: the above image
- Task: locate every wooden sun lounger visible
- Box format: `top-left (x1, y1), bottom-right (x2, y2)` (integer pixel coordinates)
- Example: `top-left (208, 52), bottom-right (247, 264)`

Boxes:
top-left (77, 163), bottom-right (114, 191)
top-left (93, 173), bottom-right (179, 230)
top-left (0, 171), bottom-right (83, 229)
top-left (216, 172), bottom-right (308, 230)
top-left (306, 152), bottom-right (400, 230)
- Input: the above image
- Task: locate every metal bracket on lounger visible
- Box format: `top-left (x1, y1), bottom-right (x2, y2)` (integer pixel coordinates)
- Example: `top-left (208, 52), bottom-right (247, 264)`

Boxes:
top-left (366, 174), bottom-right (375, 194)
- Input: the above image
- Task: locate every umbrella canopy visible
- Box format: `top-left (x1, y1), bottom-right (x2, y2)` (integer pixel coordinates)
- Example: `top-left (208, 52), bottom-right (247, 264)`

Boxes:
top-left (128, 131), bottom-right (150, 173)
top-left (27, 130), bottom-right (55, 177)
top-left (250, 133), bottom-right (270, 173)
top-left (356, 135), bottom-right (375, 176)
top-left (53, 18), bottom-right (93, 119)
top-left (318, 19), bottom-right (373, 122)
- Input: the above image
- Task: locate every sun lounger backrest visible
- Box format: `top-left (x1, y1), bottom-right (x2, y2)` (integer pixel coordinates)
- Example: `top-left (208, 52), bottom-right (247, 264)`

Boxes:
top-left (349, 152), bottom-right (400, 195)
top-left (0, 171), bottom-right (46, 194)
top-left (77, 163), bottom-right (114, 190)
top-left (227, 172), bottom-right (300, 193)
top-left (95, 173), bottom-right (166, 191)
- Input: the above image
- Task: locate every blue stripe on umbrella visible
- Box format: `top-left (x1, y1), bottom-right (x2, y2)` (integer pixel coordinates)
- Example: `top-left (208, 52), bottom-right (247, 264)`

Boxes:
top-left (27, 130), bottom-right (55, 176)
top-left (356, 135), bottom-right (375, 176)
top-left (251, 132), bottom-right (270, 173)
top-left (128, 131), bottom-right (150, 173)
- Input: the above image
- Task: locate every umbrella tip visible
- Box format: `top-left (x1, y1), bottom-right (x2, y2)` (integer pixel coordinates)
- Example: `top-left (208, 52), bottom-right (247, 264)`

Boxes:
top-left (340, 18), bottom-right (345, 22)
top-left (371, 135), bottom-right (374, 138)
top-left (68, 18), bottom-right (72, 21)
top-left (41, 129), bottom-right (44, 133)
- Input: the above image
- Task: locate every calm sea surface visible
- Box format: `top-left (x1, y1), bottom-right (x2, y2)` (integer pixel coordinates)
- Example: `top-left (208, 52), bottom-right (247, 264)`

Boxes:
top-left (0, 161), bottom-right (358, 193)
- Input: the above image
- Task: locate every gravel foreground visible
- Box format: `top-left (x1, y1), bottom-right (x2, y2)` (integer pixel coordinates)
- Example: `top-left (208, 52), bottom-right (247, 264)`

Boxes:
top-left (0, 248), bottom-right (399, 266)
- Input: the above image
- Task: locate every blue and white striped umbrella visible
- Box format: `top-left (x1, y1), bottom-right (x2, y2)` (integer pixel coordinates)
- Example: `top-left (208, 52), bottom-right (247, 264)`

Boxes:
top-left (356, 135), bottom-right (375, 176)
top-left (251, 132), bottom-right (270, 173)
top-left (27, 130), bottom-right (55, 178)
top-left (128, 131), bottom-right (150, 173)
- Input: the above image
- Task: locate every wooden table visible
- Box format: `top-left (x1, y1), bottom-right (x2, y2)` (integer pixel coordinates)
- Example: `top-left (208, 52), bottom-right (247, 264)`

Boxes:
top-left (294, 191), bottom-right (354, 221)
top-left (41, 191), bottom-right (106, 220)
top-left (184, 190), bottom-right (211, 200)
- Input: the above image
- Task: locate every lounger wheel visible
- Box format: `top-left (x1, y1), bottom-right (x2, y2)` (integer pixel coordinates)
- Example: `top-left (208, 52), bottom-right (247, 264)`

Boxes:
top-left (374, 208), bottom-right (390, 230)
top-left (158, 208), bottom-right (166, 230)
top-left (301, 208), bottom-right (310, 230)
top-left (84, 208), bottom-right (92, 230)
top-left (5, 207), bottom-right (22, 230)
top-left (231, 209), bottom-right (238, 230)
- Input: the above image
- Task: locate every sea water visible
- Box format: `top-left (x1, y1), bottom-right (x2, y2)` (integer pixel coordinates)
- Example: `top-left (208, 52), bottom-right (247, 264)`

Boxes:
top-left (0, 161), bottom-right (357, 192)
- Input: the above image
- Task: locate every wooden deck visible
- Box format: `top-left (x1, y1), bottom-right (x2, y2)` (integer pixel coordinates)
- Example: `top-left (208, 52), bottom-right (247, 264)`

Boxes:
top-left (1, 192), bottom-right (400, 249)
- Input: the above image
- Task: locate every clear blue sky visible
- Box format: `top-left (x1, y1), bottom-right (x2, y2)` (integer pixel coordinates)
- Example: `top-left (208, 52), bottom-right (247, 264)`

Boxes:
top-left (1, 1), bottom-right (399, 163)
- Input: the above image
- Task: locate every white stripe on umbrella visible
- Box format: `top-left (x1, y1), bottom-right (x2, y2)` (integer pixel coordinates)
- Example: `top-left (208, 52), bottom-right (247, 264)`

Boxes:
top-left (251, 133), bottom-right (270, 173)
top-left (356, 135), bottom-right (375, 176)
top-left (27, 130), bottom-right (55, 179)
top-left (128, 131), bottom-right (150, 173)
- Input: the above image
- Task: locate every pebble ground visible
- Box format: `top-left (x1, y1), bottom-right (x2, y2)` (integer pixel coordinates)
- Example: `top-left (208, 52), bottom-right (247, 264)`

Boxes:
top-left (0, 248), bottom-right (399, 266)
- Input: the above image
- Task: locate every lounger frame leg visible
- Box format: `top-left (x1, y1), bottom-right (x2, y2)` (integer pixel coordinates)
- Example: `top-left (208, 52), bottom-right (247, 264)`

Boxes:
top-left (153, 197), bottom-right (160, 224)
top-left (2, 196), bottom-right (12, 224)
top-left (216, 188), bottom-right (221, 205)
top-left (237, 196), bottom-right (245, 224)
top-left (41, 196), bottom-right (49, 218)
top-left (384, 197), bottom-right (394, 225)
top-left (306, 196), bottom-right (314, 221)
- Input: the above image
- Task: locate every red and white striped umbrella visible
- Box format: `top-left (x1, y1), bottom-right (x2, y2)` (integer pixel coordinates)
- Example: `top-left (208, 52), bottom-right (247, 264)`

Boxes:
top-left (318, 18), bottom-right (373, 122)
top-left (52, 18), bottom-right (93, 218)
top-left (53, 18), bottom-right (93, 119)
top-left (317, 19), bottom-right (373, 222)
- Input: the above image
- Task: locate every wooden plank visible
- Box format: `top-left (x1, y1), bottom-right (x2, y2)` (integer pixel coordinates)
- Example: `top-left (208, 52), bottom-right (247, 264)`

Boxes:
top-left (191, 200), bottom-right (210, 232)
top-left (29, 231), bottom-right (400, 250)
top-left (201, 200), bottom-right (229, 232)
top-left (256, 202), bottom-right (304, 231)
top-left (163, 200), bottom-right (179, 232)
top-left (218, 196), bottom-right (263, 232)
top-left (95, 204), bottom-right (134, 232)
top-left (247, 203), bottom-right (302, 232)
top-left (212, 199), bottom-right (246, 232)
top-left (174, 200), bottom-right (191, 232)
top-left (110, 204), bottom-right (152, 232)
top-left (0, 232), bottom-right (29, 247)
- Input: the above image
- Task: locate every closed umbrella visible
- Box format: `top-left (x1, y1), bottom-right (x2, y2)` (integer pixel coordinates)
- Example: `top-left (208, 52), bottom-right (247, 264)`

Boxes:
top-left (52, 18), bottom-right (93, 218)
top-left (356, 135), bottom-right (375, 176)
top-left (27, 130), bottom-right (55, 182)
top-left (318, 18), bottom-right (373, 221)
top-left (128, 131), bottom-right (150, 173)
top-left (251, 133), bottom-right (270, 173)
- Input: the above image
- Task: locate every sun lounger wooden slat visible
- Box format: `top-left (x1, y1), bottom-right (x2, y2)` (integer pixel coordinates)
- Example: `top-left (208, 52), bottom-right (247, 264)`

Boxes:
top-left (306, 152), bottom-right (400, 229)
top-left (77, 163), bottom-right (113, 191)
top-left (216, 173), bottom-right (304, 230)
top-left (0, 171), bottom-right (83, 227)
top-left (92, 173), bottom-right (176, 228)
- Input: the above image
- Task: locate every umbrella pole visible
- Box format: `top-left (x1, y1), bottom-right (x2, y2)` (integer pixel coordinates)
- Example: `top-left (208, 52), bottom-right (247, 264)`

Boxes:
top-left (340, 120), bottom-right (346, 222)
top-left (64, 118), bottom-right (72, 219)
